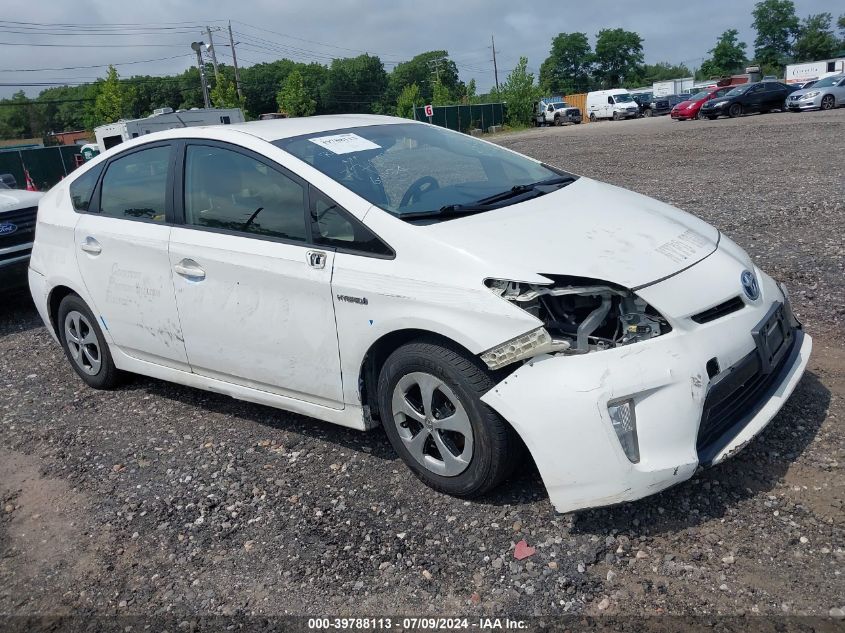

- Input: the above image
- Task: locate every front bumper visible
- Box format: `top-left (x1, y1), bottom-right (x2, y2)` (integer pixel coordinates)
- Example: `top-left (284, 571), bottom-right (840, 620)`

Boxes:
top-left (0, 255), bottom-right (30, 290)
top-left (700, 104), bottom-right (727, 117)
top-left (786, 95), bottom-right (822, 110)
top-left (481, 254), bottom-right (812, 514)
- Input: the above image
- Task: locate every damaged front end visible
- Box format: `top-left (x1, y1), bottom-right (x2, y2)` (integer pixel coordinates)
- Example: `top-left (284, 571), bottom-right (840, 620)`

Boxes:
top-left (480, 276), bottom-right (671, 370)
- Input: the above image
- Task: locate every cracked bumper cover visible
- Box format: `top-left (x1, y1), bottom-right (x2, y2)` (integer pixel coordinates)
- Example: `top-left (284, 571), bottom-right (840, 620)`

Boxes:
top-left (480, 259), bottom-right (812, 514)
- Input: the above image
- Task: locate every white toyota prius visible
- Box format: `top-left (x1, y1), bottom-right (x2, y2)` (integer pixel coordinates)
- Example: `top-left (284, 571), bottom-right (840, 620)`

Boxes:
top-left (28, 115), bottom-right (812, 513)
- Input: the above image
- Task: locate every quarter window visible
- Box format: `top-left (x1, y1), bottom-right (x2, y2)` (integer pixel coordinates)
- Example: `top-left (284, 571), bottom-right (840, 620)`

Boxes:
top-left (99, 145), bottom-right (171, 222)
top-left (69, 163), bottom-right (104, 212)
top-left (184, 145), bottom-right (308, 242)
top-left (310, 190), bottom-right (393, 257)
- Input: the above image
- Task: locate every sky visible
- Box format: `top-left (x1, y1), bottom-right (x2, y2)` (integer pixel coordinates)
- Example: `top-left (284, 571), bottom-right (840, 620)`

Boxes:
top-left (0, 0), bottom-right (838, 99)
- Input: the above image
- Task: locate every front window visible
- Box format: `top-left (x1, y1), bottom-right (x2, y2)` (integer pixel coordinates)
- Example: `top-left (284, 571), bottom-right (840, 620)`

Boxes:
top-left (726, 84), bottom-right (751, 97)
top-left (689, 90), bottom-right (711, 101)
top-left (275, 124), bottom-right (569, 219)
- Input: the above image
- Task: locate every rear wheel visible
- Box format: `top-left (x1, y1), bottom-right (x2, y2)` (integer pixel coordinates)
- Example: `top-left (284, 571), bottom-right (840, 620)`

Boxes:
top-left (378, 339), bottom-right (522, 498)
top-left (58, 294), bottom-right (122, 389)
top-left (820, 95), bottom-right (835, 110)
top-left (728, 103), bottom-right (742, 117)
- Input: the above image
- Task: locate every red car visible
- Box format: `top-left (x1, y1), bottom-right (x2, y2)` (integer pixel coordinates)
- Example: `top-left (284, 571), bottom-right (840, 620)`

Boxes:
top-left (671, 86), bottom-right (733, 120)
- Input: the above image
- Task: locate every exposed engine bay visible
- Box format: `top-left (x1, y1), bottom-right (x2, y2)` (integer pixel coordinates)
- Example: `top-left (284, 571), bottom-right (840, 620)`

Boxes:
top-left (486, 276), bottom-right (670, 356)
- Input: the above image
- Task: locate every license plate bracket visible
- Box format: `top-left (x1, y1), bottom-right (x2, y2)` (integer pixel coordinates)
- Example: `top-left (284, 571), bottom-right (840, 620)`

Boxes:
top-left (751, 302), bottom-right (792, 374)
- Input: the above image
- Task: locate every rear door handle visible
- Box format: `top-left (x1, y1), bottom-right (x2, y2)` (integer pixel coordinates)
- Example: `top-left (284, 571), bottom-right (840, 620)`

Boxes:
top-left (174, 258), bottom-right (206, 280)
top-left (80, 237), bottom-right (102, 255)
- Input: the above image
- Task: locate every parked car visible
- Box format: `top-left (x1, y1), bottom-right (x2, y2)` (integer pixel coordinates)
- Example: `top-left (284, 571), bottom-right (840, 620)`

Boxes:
top-left (785, 74), bottom-right (845, 112)
top-left (630, 92), bottom-right (654, 116)
top-left (1, 187), bottom-right (43, 289)
top-left (533, 98), bottom-right (582, 126)
top-left (699, 81), bottom-right (798, 118)
top-left (586, 89), bottom-right (639, 121)
top-left (29, 115), bottom-right (812, 514)
top-left (671, 86), bottom-right (734, 120)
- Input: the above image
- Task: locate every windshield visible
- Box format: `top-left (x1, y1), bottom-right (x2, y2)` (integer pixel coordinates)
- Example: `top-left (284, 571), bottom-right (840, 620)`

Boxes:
top-left (275, 123), bottom-right (568, 217)
top-left (614, 93), bottom-right (634, 103)
top-left (689, 90), bottom-right (712, 101)
top-left (811, 75), bottom-right (841, 88)
top-left (550, 102), bottom-right (567, 109)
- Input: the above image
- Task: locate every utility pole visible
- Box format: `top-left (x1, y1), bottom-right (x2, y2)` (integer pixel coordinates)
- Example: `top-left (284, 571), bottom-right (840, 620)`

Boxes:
top-left (227, 21), bottom-right (243, 101)
top-left (205, 26), bottom-right (221, 82)
top-left (191, 41), bottom-right (211, 108)
top-left (491, 34), bottom-right (500, 94)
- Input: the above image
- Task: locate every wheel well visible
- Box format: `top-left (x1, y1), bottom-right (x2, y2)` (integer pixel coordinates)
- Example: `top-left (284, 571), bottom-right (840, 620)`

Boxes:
top-left (358, 329), bottom-right (477, 423)
top-left (47, 285), bottom-right (77, 337)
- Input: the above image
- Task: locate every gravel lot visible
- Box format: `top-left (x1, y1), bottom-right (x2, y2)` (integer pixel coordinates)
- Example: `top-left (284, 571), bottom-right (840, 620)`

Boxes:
top-left (1, 110), bottom-right (843, 624)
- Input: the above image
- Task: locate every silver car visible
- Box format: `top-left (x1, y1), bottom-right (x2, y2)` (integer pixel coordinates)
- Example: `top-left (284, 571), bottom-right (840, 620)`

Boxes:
top-left (786, 74), bottom-right (845, 111)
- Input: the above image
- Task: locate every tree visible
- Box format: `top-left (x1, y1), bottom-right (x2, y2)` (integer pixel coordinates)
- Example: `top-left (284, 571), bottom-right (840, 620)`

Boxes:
top-left (320, 54), bottom-right (388, 114)
top-left (277, 69), bottom-right (316, 117)
top-left (501, 57), bottom-right (538, 127)
top-left (752, 0), bottom-right (800, 67)
top-left (431, 77), bottom-right (451, 106)
top-left (700, 29), bottom-right (748, 77)
top-left (794, 13), bottom-right (840, 62)
top-left (593, 29), bottom-right (644, 88)
top-left (395, 83), bottom-right (420, 118)
top-left (464, 79), bottom-right (477, 104)
top-left (633, 62), bottom-right (693, 86)
top-left (93, 65), bottom-right (135, 125)
top-left (211, 73), bottom-right (244, 110)
top-left (386, 51), bottom-right (462, 106)
top-left (539, 32), bottom-right (593, 95)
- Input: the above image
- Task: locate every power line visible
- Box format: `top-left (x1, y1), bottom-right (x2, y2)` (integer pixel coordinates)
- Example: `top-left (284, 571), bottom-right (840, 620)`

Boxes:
top-left (0, 54), bottom-right (193, 73)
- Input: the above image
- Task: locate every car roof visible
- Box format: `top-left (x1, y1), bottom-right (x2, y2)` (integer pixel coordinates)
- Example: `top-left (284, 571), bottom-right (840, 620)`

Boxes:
top-left (226, 114), bottom-right (408, 141)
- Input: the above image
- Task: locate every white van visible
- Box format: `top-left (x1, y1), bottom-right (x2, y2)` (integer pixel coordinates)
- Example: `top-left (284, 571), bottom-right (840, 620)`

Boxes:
top-left (586, 89), bottom-right (639, 121)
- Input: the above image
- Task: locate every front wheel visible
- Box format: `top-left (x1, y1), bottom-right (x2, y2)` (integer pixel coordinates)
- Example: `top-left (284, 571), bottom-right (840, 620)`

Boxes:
top-left (644, 108), bottom-right (652, 117)
top-left (58, 294), bottom-right (122, 389)
top-left (696, 110), bottom-right (706, 120)
top-left (707, 115), bottom-right (717, 120)
top-left (589, 112), bottom-right (596, 122)
top-left (728, 103), bottom-right (742, 117)
top-left (554, 115), bottom-right (562, 126)
top-left (377, 340), bottom-right (522, 498)
top-left (820, 95), bottom-right (835, 110)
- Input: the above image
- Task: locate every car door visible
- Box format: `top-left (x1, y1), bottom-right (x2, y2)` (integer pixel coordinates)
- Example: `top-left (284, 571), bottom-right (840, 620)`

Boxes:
top-left (74, 142), bottom-right (189, 369)
top-left (833, 77), bottom-right (845, 104)
top-left (741, 84), bottom-right (764, 111)
top-left (168, 141), bottom-right (344, 407)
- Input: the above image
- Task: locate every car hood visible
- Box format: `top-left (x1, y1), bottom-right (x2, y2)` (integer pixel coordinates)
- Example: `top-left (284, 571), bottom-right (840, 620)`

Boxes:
top-left (789, 87), bottom-right (817, 97)
top-left (421, 177), bottom-right (719, 289)
top-left (0, 189), bottom-right (43, 212)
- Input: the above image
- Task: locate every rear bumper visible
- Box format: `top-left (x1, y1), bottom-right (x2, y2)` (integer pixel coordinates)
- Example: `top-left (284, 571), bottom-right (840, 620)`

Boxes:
top-left (481, 254), bottom-right (811, 514)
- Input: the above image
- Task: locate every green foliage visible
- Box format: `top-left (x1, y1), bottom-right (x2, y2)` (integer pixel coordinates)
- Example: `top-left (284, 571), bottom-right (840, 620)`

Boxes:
top-left (211, 74), bottom-right (245, 110)
top-left (700, 29), bottom-right (748, 77)
top-left (277, 69), bottom-right (316, 117)
top-left (794, 13), bottom-right (840, 62)
top-left (752, 0), bottom-right (800, 67)
top-left (386, 51), bottom-right (463, 106)
top-left (634, 62), bottom-right (693, 86)
top-left (93, 65), bottom-right (135, 126)
top-left (395, 83), bottom-right (420, 118)
top-left (539, 32), bottom-right (593, 95)
top-left (464, 79), bottom-right (477, 104)
top-left (431, 78), bottom-right (452, 106)
top-left (594, 28), bottom-right (644, 88)
top-left (501, 57), bottom-right (538, 127)
top-left (320, 54), bottom-right (388, 114)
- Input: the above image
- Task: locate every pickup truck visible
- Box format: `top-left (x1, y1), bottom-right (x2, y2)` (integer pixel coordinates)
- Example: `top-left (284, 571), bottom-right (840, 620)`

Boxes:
top-left (0, 184), bottom-right (43, 290)
top-left (533, 98), bottom-right (582, 126)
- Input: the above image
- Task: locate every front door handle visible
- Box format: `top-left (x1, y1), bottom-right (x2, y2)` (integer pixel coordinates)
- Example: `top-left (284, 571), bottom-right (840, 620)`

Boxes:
top-left (174, 258), bottom-right (206, 280)
top-left (307, 250), bottom-right (327, 269)
top-left (80, 237), bottom-right (102, 255)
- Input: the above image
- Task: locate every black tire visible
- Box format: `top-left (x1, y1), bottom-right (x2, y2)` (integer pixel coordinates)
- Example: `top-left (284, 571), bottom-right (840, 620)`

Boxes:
top-left (707, 115), bottom-right (718, 120)
top-left (696, 110), bottom-right (706, 120)
top-left (728, 103), bottom-right (742, 118)
top-left (613, 111), bottom-right (621, 121)
top-left (820, 95), bottom-right (835, 110)
top-left (644, 108), bottom-right (652, 117)
top-left (57, 294), bottom-right (122, 389)
top-left (377, 339), bottom-right (523, 498)
top-left (589, 112), bottom-right (596, 122)
top-left (554, 115), bottom-right (562, 126)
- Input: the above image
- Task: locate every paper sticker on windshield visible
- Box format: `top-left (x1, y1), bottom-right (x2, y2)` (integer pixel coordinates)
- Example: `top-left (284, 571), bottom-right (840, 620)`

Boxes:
top-left (308, 133), bottom-right (380, 154)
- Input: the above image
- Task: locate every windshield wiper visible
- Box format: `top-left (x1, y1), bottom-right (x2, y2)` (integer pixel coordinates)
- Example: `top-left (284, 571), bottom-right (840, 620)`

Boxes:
top-left (398, 175), bottom-right (577, 221)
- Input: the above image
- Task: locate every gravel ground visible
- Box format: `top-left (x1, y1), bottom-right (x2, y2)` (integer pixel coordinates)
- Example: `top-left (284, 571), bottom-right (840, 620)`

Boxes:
top-left (1, 110), bottom-right (843, 625)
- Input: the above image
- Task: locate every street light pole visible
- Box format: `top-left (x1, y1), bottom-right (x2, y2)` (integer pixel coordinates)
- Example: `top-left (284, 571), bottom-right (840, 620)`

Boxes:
top-left (191, 41), bottom-right (211, 108)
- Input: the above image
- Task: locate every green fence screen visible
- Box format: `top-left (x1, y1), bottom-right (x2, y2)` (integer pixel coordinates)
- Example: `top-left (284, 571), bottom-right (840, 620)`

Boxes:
top-left (0, 145), bottom-right (83, 191)
top-left (413, 103), bottom-right (506, 133)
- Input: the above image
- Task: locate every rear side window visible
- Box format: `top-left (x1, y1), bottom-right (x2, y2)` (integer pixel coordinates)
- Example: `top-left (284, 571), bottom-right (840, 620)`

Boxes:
top-left (184, 144), bottom-right (307, 242)
top-left (100, 146), bottom-right (171, 223)
top-left (69, 164), bottom-right (104, 212)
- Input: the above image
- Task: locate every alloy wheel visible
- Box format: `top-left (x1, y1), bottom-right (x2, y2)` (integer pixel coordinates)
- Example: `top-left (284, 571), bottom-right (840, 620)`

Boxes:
top-left (821, 95), bottom-right (834, 110)
top-left (64, 310), bottom-right (102, 376)
top-left (391, 372), bottom-right (473, 477)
